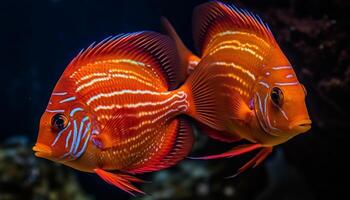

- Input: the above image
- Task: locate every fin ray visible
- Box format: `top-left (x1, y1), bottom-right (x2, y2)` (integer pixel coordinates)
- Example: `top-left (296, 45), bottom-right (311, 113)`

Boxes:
top-left (192, 1), bottom-right (276, 55)
top-left (161, 17), bottom-right (200, 75)
top-left (189, 143), bottom-right (261, 160)
top-left (129, 118), bottom-right (194, 173)
top-left (67, 31), bottom-right (182, 90)
top-left (94, 168), bottom-right (146, 196)
top-left (228, 147), bottom-right (272, 178)
top-left (184, 61), bottom-right (226, 130)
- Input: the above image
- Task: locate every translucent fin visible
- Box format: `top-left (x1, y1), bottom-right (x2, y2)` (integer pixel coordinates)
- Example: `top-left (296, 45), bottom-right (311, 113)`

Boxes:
top-left (227, 147), bottom-right (272, 178)
top-left (183, 63), bottom-right (253, 135)
top-left (189, 143), bottom-right (272, 178)
top-left (183, 61), bottom-right (226, 130)
top-left (94, 168), bottom-right (146, 196)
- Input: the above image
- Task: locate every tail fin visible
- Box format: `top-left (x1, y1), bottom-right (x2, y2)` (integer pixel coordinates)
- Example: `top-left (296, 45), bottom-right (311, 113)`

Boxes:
top-left (161, 17), bottom-right (200, 75)
top-left (182, 62), bottom-right (226, 131)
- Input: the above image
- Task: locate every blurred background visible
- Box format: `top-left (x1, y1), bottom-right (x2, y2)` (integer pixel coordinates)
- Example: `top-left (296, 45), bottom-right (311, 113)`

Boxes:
top-left (0, 0), bottom-right (349, 199)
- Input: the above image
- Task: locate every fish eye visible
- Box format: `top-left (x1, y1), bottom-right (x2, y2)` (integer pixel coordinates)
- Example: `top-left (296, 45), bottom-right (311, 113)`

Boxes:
top-left (51, 114), bottom-right (68, 130)
top-left (270, 87), bottom-right (284, 106)
top-left (301, 84), bottom-right (307, 96)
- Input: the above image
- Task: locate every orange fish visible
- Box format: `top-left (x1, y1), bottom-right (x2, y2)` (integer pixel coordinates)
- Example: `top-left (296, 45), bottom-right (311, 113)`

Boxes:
top-left (163, 1), bottom-right (312, 175)
top-left (33, 32), bottom-right (200, 195)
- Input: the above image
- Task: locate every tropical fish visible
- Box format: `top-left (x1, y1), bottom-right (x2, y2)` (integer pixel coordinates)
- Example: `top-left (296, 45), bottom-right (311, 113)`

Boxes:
top-left (162, 1), bottom-right (312, 175)
top-left (32, 32), bottom-right (198, 195)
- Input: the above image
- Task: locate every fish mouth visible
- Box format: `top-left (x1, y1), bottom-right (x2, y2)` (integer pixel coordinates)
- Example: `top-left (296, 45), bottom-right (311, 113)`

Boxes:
top-left (289, 119), bottom-right (312, 134)
top-left (32, 143), bottom-right (52, 158)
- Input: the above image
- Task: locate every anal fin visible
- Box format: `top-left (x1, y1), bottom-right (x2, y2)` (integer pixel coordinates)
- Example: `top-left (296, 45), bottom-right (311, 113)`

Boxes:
top-left (94, 168), bottom-right (146, 196)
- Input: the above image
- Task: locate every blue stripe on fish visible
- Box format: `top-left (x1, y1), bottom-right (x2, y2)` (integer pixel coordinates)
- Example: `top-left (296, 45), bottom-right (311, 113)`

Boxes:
top-left (73, 119), bottom-right (86, 154)
top-left (51, 122), bottom-right (71, 147)
top-left (70, 107), bottom-right (83, 117)
top-left (82, 122), bottom-right (91, 138)
top-left (65, 120), bottom-right (78, 158)
top-left (59, 96), bottom-right (76, 103)
top-left (75, 133), bottom-right (91, 158)
top-left (65, 130), bottom-right (72, 148)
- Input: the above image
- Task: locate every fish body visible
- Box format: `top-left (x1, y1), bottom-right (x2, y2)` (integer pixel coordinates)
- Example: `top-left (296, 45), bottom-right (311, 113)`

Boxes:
top-left (48, 64), bottom-right (188, 171)
top-left (163, 1), bottom-right (312, 174)
top-left (33, 32), bottom-right (195, 194)
top-left (193, 32), bottom-right (306, 146)
top-left (33, 1), bottom-right (313, 192)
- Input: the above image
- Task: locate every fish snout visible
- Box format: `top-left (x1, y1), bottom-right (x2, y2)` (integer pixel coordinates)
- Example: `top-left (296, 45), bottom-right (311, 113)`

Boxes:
top-left (289, 119), bottom-right (312, 134)
top-left (32, 143), bottom-right (52, 158)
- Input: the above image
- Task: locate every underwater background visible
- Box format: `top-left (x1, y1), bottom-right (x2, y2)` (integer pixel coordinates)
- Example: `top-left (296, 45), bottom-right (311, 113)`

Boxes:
top-left (0, 0), bottom-right (349, 199)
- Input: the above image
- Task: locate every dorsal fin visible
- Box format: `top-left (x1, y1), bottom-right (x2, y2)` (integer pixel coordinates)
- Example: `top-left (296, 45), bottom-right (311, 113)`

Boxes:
top-left (192, 1), bottom-right (277, 56)
top-left (66, 31), bottom-right (183, 90)
top-left (161, 17), bottom-right (200, 75)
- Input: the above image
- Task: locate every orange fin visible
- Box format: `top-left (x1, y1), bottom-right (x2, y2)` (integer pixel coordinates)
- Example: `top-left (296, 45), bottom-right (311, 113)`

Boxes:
top-left (67, 31), bottom-right (182, 90)
top-left (161, 17), bottom-right (200, 75)
top-left (184, 63), bottom-right (252, 131)
top-left (156, 118), bottom-right (194, 168)
top-left (199, 122), bottom-right (241, 143)
top-left (91, 108), bottom-right (140, 149)
top-left (189, 143), bottom-right (262, 160)
top-left (129, 118), bottom-right (194, 174)
top-left (94, 168), bottom-right (146, 196)
top-left (192, 1), bottom-right (276, 55)
top-left (227, 147), bottom-right (273, 178)
top-left (184, 60), bottom-right (226, 131)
